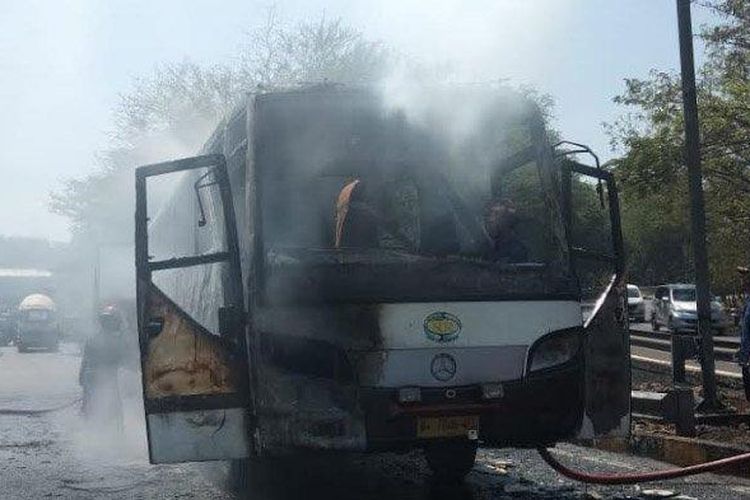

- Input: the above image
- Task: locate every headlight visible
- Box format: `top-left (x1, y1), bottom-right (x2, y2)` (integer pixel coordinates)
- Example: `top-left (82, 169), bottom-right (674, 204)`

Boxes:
top-left (527, 329), bottom-right (582, 373)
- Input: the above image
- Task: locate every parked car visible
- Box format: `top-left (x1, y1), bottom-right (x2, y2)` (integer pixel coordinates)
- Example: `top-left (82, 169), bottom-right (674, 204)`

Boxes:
top-left (627, 284), bottom-right (646, 322)
top-left (651, 284), bottom-right (731, 335)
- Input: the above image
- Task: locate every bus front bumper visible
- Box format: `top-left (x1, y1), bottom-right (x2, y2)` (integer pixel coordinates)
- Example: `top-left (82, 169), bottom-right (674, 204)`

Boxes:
top-left (361, 356), bottom-right (584, 450)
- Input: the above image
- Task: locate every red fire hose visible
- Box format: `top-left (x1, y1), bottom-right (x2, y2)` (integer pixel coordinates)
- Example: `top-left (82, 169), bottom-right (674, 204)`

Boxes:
top-left (538, 447), bottom-right (750, 485)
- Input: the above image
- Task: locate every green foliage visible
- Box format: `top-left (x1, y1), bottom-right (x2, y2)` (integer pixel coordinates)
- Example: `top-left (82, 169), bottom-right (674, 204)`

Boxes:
top-left (569, 173), bottom-right (611, 255)
top-left (240, 12), bottom-right (390, 87)
top-left (52, 10), bottom-right (558, 252)
top-left (501, 162), bottom-right (555, 262)
top-left (609, 0), bottom-right (750, 293)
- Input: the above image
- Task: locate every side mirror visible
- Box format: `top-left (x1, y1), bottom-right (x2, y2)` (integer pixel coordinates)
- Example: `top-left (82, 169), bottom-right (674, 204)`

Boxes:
top-left (193, 167), bottom-right (219, 227)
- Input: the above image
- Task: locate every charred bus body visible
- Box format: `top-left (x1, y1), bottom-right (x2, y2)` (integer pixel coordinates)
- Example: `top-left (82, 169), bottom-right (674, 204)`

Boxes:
top-left (135, 86), bottom-right (629, 480)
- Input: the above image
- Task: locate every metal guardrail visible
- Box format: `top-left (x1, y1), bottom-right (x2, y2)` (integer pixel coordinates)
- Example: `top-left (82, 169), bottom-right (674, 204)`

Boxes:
top-left (630, 324), bottom-right (740, 346)
top-left (629, 327), bottom-right (738, 362)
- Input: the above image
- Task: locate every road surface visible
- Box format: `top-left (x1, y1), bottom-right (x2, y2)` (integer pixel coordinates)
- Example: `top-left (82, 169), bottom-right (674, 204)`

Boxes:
top-left (2, 343), bottom-right (750, 499)
top-left (630, 321), bottom-right (742, 376)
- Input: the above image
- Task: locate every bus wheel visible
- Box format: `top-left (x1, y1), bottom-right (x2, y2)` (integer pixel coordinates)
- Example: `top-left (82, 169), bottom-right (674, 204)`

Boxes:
top-left (228, 458), bottom-right (249, 494)
top-left (424, 441), bottom-right (478, 483)
top-left (228, 457), bottom-right (288, 497)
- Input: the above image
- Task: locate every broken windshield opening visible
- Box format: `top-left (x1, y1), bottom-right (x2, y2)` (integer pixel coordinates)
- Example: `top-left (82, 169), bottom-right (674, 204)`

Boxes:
top-left (256, 89), bottom-right (570, 302)
top-left (263, 159), bottom-right (559, 266)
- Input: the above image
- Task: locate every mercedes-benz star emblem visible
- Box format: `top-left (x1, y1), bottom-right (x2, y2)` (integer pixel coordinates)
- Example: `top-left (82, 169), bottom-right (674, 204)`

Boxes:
top-left (430, 353), bottom-right (457, 382)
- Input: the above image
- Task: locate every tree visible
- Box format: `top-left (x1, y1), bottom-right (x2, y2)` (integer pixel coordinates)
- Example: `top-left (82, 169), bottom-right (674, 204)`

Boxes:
top-left (240, 11), bottom-right (390, 87)
top-left (609, 0), bottom-right (750, 292)
top-left (51, 14), bottom-right (391, 243)
top-left (52, 10), bottom-right (559, 259)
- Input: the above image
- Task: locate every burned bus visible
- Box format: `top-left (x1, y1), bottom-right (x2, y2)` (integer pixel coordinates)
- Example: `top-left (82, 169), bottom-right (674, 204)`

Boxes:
top-left (134, 85), bottom-right (629, 483)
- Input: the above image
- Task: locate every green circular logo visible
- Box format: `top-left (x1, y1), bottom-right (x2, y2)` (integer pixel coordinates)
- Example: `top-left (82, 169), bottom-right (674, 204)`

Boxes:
top-left (423, 312), bottom-right (462, 342)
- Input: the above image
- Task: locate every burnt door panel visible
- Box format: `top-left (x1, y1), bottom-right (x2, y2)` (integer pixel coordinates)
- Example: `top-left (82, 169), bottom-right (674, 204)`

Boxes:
top-left (561, 159), bottom-right (630, 439)
top-left (135, 154), bottom-right (252, 463)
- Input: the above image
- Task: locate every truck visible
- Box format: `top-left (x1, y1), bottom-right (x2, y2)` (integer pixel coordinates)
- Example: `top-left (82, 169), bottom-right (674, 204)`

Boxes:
top-left (16, 293), bottom-right (60, 352)
top-left (134, 84), bottom-right (630, 487)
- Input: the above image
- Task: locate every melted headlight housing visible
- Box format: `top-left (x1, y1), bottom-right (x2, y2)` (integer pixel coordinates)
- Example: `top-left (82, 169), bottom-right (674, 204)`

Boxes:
top-left (527, 328), bottom-right (582, 374)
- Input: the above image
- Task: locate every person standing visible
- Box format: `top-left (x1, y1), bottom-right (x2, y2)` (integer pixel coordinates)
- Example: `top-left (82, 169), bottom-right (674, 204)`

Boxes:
top-left (483, 198), bottom-right (529, 263)
top-left (736, 267), bottom-right (750, 401)
top-left (79, 305), bottom-right (126, 432)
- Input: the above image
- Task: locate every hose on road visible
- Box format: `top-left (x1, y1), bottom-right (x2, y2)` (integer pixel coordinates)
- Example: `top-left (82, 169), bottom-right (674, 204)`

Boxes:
top-left (0, 397), bottom-right (82, 416)
top-left (538, 446), bottom-right (750, 485)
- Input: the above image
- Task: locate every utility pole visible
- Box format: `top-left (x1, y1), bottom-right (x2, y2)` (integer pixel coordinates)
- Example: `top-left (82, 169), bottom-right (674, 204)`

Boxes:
top-left (676, 0), bottom-right (718, 408)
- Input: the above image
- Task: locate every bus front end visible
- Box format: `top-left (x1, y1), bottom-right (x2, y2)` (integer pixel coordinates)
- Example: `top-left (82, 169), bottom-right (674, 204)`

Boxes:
top-left (251, 87), bottom-right (629, 476)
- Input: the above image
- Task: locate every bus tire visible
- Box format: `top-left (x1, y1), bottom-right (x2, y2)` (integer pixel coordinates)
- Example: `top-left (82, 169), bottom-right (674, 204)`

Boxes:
top-left (228, 457), bottom-right (288, 497)
top-left (228, 458), bottom-right (249, 494)
top-left (424, 441), bottom-right (478, 483)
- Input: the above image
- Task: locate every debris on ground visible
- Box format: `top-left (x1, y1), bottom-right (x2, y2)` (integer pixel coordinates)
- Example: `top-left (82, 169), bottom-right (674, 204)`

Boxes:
top-left (632, 374), bottom-right (750, 448)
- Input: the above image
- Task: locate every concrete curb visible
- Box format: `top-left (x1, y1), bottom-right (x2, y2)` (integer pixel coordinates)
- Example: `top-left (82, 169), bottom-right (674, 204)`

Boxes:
top-left (584, 432), bottom-right (750, 479)
top-left (625, 357), bottom-right (750, 478)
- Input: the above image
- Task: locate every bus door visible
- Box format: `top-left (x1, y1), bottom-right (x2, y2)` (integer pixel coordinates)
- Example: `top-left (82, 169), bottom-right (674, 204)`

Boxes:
top-left (561, 157), bottom-right (630, 440)
top-left (135, 154), bottom-right (252, 463)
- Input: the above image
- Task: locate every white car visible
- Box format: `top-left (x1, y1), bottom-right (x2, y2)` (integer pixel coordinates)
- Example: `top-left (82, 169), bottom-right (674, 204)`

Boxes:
top-left (627, 284), bottom-right (646, 322)
top-left (651, 284), bottom-right (731, 335)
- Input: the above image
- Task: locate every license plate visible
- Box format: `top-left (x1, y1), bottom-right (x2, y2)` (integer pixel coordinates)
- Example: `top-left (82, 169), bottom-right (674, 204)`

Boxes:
top-left (417, 415), bottom-right (479, 439)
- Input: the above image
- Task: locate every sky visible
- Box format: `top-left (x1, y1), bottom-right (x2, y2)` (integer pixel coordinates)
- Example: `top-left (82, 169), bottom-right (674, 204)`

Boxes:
top-left (0, 0), bottom-right (717, 242)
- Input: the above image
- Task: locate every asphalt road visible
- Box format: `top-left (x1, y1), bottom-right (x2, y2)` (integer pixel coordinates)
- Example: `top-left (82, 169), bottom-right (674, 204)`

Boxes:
top-left (627, 296), bottom-right (742, 376)
top-left (630, 321), bottom-right (743, 376)
top-left (3, 343), bottom-right (750, 499)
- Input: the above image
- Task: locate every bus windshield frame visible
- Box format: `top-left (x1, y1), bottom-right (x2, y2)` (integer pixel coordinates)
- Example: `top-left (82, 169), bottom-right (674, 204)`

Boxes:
top-left (255, 88), bottom-right (575, 304)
